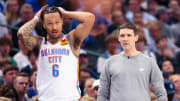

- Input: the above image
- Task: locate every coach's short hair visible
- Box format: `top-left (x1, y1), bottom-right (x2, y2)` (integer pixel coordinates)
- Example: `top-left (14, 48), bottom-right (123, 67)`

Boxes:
top-left (119, 23), bottom-right (138, 35)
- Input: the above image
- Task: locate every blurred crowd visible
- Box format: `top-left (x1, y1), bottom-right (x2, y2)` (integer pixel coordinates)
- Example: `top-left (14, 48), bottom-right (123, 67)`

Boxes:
top-left (0, 0), bottom-right (180, 101)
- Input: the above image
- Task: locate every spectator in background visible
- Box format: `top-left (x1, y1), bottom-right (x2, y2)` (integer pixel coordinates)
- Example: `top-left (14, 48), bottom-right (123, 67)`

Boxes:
top-left (155, 6), bottom-right (173, 39)
top-left (0, 12), bottom-right (8, 38)
top-left (135, 34), bottom-right (156, 62)
top-left (11, 4), bottom-right (35, 49)
top-left (162, 71), bottom-right (176, 101)
top-left (0, 58), bottom-right (13, 84)
top-left (0, 58), bottom-right (12, 74)
top-left (155, 6), bottom-right (171, 25)
top-left (111, 0), bottom-right (125, 14)
top-left (171, 10), bottom-right (180, 46)
top-left (126, 0), bottom-right (156, 23)
top-left (27, 68), bottom-right (37, 99)
top-left (92, 79), bottom-right (100, 99)
top-left (13, 72), bottom-right (29, 101)
top-left (26, 0), bottom-right (52, 13)
top-left (13, 41), bottom-right (32, 70)
top-left (0, 37), bottom-right (17, 66)
top-left (79, 49), bottom-right (89, 68)
top-left (2, 65), bottom-right (19, 86)
top-left (0, 85), bottom-right (19, 101)
top-left (82, 78), bottom-right (96, 101)
top-left (161, 60), bottom-right (175, 76)
top-left (164, 79), bottom-right (176, 101)
top-left (79, 67), bottom-right (91, 96)
top-left (147, 22), bottom-right (178, 53)
top-left (98, 0), bottom-right (112, 24)
top-left (5, 0), bottom-right (21, 26)
top-left (155, 35), bottom-right (175, 64)
top-left (107, 10), bottom-right (126, 34)
top-left (169, 0), bottom-right (179, 13)
top-left (97, 33), bottom-right (120, 74)
top-left (167, 0), bottom-right (180, 25)
top-left (169, 74), bottom-right (180, 101)
top-left (147, 0), bottom-right (158, 17)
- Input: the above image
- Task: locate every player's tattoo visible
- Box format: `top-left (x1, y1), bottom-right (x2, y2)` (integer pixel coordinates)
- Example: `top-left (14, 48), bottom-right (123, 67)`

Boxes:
top-left (22, 20), bottom-right (37, 36)
top-left (18, 18), bottom-right (38, 50)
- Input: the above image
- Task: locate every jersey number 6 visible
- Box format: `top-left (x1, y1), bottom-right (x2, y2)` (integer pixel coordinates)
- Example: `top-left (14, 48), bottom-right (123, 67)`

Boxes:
top-left (52, 64), bottom-right (59, 77)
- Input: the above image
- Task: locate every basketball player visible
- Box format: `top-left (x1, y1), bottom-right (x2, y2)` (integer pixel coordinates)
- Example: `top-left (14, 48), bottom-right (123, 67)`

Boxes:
top-left (97, 23), bottom-right (167, 101)
top-left (17, 6), bottom-right (95, 101)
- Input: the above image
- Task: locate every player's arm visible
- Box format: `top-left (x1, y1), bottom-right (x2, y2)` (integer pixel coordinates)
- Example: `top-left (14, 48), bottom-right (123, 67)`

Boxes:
top-left (58, 7), bottom-right (95, 52)
top-left (17, 17), bottom-right (40, 50)
top-left (17, 6), bottom-right (47, 50)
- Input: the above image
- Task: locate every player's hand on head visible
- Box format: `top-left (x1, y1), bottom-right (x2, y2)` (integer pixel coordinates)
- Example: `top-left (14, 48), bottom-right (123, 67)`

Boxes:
top-left (35, 5), bottom-right (48, 21)
top-left (57, 7), bottom-right (66, 17)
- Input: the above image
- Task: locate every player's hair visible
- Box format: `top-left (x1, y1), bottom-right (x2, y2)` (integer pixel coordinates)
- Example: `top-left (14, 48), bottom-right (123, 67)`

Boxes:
top-left (119, 23), bottom-right (138, 35)
top-left (40, 6), bottom-right (63, 43)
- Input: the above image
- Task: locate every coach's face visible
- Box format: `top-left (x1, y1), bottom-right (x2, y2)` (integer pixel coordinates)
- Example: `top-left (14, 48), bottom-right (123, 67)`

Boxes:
top-left (43, 12), bottom-right (63, 40)
top-left (118, 28), bottom-right (138, 51)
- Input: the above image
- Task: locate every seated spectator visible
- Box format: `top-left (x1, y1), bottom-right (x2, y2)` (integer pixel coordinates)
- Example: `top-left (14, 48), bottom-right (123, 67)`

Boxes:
top-left (82, 78), bottom-right (96, 101)
top-left (2, 65), bottom-right (19, 86)
top-left (13, 72), bottom-right (29, 101)
top-left (5, 0), bottom-right (21, 26)
top-left (79, 67), bottom-right (91, 96)
top-left (135, 34), bottom-right (156, 62)
top-left (97, 33), bottom-right (120, 73)
top-left (169, 74), bottom-right (180, 101)
top-left (164, 80), bottom-right (175, 101)
top-left (161, 60), bottom-right (175, 76)
top-left (79, 49), bottom-right (89, 68)
top-left (0, 85), bottom-right (19, 101)
top-left (27, 68), bottom-right (37, 99)
top-left (171, 10), bottom-right (180, 46)
top-left (98, 0), bottom-right (112, 24)
top-left (0, 12), bottom-right (8, 38)
top-left (0, 37), bottom-right (17, 66)
top-left (0, 58), bottom-right (12, 77)
top-left (11, 3), bottom-right (35, 49)
top-left (92, 79), bottom-right (100, 99)
top-left (13, 41), bottom-right (32, 70)
top-left (107, 10), bottom-right (126, 34)
top-left (21, 50), bottom-right (36, 75)
top-left (146, 22), bottom-right (178, 53)
top-left (155, 35), bottom-right (175, 65)
top-left (126, 0), bottom-right (156, 23)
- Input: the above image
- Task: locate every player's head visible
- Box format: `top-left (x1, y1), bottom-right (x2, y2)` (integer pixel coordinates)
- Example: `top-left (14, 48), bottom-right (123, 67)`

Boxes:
top-left (118, 23), bottom-right (138, 51)
top-left (40, 6), bottom-right (63, 40)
